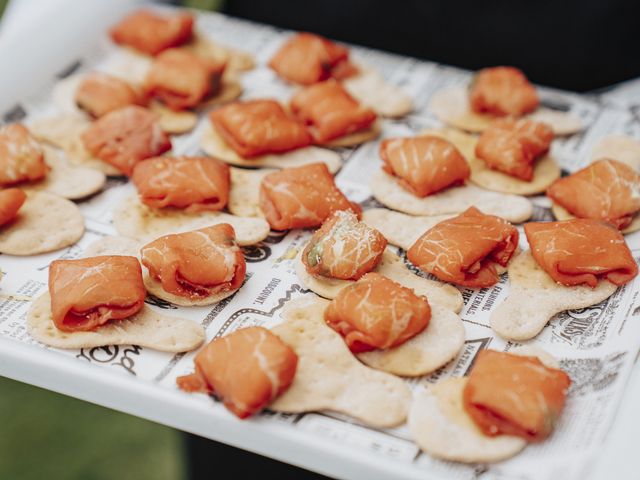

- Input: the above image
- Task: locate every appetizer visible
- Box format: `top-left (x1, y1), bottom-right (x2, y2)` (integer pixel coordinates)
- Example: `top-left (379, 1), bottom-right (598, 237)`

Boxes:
top-left (27, 255), bottom-right (204, 351)
top-left (0, 188), bottom-right (26, 227)
top-left (290, 80), bottom-right (379, 146)
top-left (140, 224), bottom-right (246, 306)
top-left (82, 105), bottom-right (171, 175)
top-left (430, 66), bottom-right (582, 135)
top-left (132, 156), bottom-right (230, 212)
top-left (178, 326), bottom-right (298, 418)
top-left (407, 207), bottom-right (519, 288)
top-left (547, 158), bottom-right (640, 233)
top-left (260, 163), bottom-right (359, 230)
top-left (371, 134), bottom-right (533, 222)
top-left (491, 219), bottom-right (638, 340)
top-left (75, 72), bottom-right (143, 118)
top-left (409, 348), bottom-right (570, 463)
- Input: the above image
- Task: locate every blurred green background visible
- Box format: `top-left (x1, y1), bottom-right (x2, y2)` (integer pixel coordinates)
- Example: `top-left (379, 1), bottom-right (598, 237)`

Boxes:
top-left (0, 2), bottom-right (221, 479)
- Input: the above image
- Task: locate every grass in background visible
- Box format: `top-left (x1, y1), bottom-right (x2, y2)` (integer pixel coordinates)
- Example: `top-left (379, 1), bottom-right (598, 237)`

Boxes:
top-left (0, 376), bottom-right (186, 480)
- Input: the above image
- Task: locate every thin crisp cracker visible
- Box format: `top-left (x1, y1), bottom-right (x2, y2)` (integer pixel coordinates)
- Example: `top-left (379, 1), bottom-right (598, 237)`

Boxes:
top-left (270, 297), bottom-right (411, 428)
top-left (29, 114), bottom-right (121, 176)
top-left (112, 194), bottom-right (270, 246)
top-left (343, 67), bottom-right (412, 118)
top-left (421, 128), bottom-right (561, 195)
top-left (201, 124), bottom-right (343, 172)
top-left (184, 33), bottom-right (255, 73)
top-left (371, 170), bottom-right (533, 223)
top-left (590, 134), bottom-right (640, 172)
top-left (490, 251), bottom-right (617, 341)
top-left (357, 305), bottom-right (465, 377)
top-left (408, 377), bottom-right (527, 463)
top-left (228, 167), bottom-right (271, 217)
top-left (0, 192), bottom-right (84, 255)
top-left (551, 202), bottom-right (640, 235)
top-left (323, 119), bottom-right (382, 148)
top-left (295, 248), bottom-right (463, 313)
top-left (361, 208), bottom-right (453, 250)
top-left (23, 146), bottom-right (105, 200)
top-left (27, 293), bottom-right (204, 352)
top-left (430, 85), bottom-right (583, 136)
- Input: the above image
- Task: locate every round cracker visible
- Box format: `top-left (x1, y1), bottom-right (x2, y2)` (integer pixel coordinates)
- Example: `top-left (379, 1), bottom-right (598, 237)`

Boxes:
top-left (150, 101), bottom-right (199, 135)
top-left (430, 86), bottom-right (583, 136)
top-left (201, 124), bottom-right (343, 173)
top-left (29, 114), bottom-right (122, 176)
top-left (551, 202), bottom-right (640, 235)
top-left (490, 251), bottom-right (617, 341)
top-left (357, 306), bottom-right (465, 376)
top-left (270, 297), bottom-right (411, 428)
top-left (590, 135), bottom-right (640, 171)
top-left (197, 78), bottom-right (243, 110)
top-left (0, 192), bottom-right (84, 255)
top-left (361, 208), bottom-right (454, 250)
top-left (103, 48), bottom-right (153, 84)
top-left (228, 167), bottom-right (271, 217)
top-left (408, 377), bottom-right (527, 463)
top-left (83, 235), bottom-right (140, 258)
top-left (371, 170), bottom-right (533, 223)
top-left (112, 194), bottom-right (270, 246)
top-left (27, 293), bottom-right (204, 352)
top-left (295, 248), bottom-right (463, 313)
top-left (143, 274), bottom-right (239, 307)
top-left (343, 68), bottom-right (412, 118)
top-left (322, 119), bottom-right (382, 148)
top-left (23, 146), bottom-right (105, 200)
top-left (421, 127), bottom-right (560, 195)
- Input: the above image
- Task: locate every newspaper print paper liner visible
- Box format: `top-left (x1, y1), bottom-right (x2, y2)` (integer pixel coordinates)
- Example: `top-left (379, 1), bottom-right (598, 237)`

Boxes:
top-left (27, 293), bottom-right (205, 352)
top-left (342, 66), bottom-right (413, 118)
top-left (270, 296), bottom-right (411, 427)
top-left (420, 127), bottom-right (561, 196)
top-left (83, 235), bottom-right (243, 307)
top-left (0, 191), bottom-right (84, 255)
top-left (429, 85), bottom-right (583, 136)
top-left (590, 134), bottom-right (640, 172)
top-left (200, 123), bottom-right (343, 172)
top-left (112, 193), bottom-right (270, 246)
top-left (371, 170), bottom-right (533, 223)
top-left (21, 146), bottom-right (106, 200)
top-left (408, 347), bottom-right (559, 463)
top-left (490, 251), bottom-right (618, 340)
top-left (550, 202), bottom-right (640, 235)
top-left (295, 247), bottom-right (463, 313)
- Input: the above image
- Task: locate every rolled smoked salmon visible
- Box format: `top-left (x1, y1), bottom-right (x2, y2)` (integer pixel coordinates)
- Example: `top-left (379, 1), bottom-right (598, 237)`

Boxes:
top-left (132, 156), bottom-right (229, 212)
top-left (209, 100), bottom-right (311, 158)
top-left (302, 210), bottom-right (387, 280)
top-left (268, 32), bottom-right (357, 85)
top-left (176, 326), bottom-right (297, 418)
top-left (290, 80), bottom-right (377, 143)
top-left (469, 67), bottom-right (539, 117)
top-left (81, 105), bottom-right (171, 176)
top-left (75, 72), bottom-right (142, 118)
top-left (0, 124), bottom-right (48, 186)
top-left (524, 219), bottom-right (638, 287)
top-left (48, 256), bottom-right (146, 332)
top-left (463, 350), bottom-right (571, 442)
top-left (141, 224), bottom-right (245, 299)
top-left (259, 162), bottom-right (359, 230)
top-left (324, 272), bottom-right (430, 353)
top-left (145, 49), bottom-right (225, 110)
top-left (380, 136), bottom-right (470, 197)
top-left (407, 207), bottom-right (519, 288)
top-left (110, 10), bottom-right (194, 56)
top-left (547, 159), bottom-right (640, 230)
top-left (0, 188), bottom-right (26, 226)
top-left (475, 118), bottom-right (553, 181)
